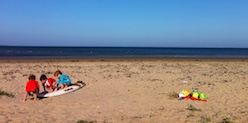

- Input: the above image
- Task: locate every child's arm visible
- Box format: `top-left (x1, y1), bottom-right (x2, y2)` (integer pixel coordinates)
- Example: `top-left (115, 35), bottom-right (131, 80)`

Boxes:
top-left (21, 92), bottom-right (28, 102)
top-left (42, 83), bottom-right (47, 92)
top-left (48, 78), bottom-right (56, 92)
top-left (49, 86), bottom-right (53, 92)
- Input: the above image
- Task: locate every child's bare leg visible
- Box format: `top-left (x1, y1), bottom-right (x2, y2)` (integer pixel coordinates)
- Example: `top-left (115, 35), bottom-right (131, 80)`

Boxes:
top-left (22, 92), bottom-right (28, 102)
top-left (53, 87), bottom-right (58, 91)
top-left (49, 87), bottom-right (53, 92)
top-left (61, 84), bottom-right (65, 89)
top-left (33, 94), bottom-right (37, 101)
top-left (64, 84), bottom-right (69, 88)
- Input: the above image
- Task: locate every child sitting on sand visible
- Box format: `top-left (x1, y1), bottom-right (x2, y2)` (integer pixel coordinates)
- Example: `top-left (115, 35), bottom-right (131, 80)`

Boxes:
top-left (22, 75), bottom-right (40, 102)
top-left (54, 70), bottom-right (71, 90)
top-left (40, 74), bottom-right (57, 93)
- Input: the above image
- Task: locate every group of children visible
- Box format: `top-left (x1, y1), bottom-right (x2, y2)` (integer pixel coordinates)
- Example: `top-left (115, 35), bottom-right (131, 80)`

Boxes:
top-left (22, 70), bottom-right (71, 102)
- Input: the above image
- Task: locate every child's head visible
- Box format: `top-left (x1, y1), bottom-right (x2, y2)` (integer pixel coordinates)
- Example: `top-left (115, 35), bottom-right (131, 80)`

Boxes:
top-left (40, 74), bottom-right (47, 83)
top-left (29, 75), bottom-right (36, 80)
top-left (54, 70), bottom-right (62, 78)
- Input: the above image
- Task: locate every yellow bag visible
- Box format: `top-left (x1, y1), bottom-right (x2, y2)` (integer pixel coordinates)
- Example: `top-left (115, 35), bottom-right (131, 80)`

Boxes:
top-left (182, 90), bottom-right (189, 96)
top-left (192, 91), bottom-right (199, 98)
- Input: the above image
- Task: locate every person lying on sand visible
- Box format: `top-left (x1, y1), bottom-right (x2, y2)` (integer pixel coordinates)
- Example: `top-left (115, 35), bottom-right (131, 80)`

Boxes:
top-left (22, 75), bottom-right (40, 102)
top-left (54, 70), bottom-right (71, 90)
top-left (40, 74), bottom-right (57, 93)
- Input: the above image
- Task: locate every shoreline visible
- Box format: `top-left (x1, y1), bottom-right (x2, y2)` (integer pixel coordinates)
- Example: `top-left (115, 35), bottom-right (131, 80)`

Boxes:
top-left (1, 56), bottom-right (248, 63)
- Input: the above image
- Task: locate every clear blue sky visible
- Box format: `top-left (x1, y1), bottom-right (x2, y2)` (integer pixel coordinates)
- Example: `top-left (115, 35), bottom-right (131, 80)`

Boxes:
top-left (0, 0), bottom-right (247, 47)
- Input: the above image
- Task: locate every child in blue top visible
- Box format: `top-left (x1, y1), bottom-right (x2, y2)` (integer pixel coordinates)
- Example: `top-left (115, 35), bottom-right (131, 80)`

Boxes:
top-left (54, 70), bottom-right (71, 90)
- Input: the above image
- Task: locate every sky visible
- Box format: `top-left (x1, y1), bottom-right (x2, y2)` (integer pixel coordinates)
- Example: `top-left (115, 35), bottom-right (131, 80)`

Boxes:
top-left (0, 0), bottom-right (247, 48)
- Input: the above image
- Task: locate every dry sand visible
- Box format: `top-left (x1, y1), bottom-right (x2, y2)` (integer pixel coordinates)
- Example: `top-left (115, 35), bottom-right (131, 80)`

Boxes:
top-left (0, 58), bottom-right (247, 123)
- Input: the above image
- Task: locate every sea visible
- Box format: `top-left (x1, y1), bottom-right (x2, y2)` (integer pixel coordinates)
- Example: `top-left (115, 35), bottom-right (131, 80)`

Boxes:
top-left (1, 46), bottom-right (248, 59)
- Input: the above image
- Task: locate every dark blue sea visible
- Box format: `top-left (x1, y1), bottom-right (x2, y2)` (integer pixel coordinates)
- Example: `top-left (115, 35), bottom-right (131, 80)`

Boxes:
top-left (1, 46), bottom-right (248, 58)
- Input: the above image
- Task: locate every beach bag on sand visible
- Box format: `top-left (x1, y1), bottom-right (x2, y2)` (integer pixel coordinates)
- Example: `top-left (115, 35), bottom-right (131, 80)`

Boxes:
top-left (178, 90), bottom-right (189, 98)
top-left (178, 90), bottom-right (207, 102)
top-left (199, 93), bottom-right (206, 100)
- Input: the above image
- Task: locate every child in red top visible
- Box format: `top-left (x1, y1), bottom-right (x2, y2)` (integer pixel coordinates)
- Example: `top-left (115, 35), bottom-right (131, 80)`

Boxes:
top-left (22, 75), bottom-right (40, 102)
top-left (40, 74), bottom-right (57, 92)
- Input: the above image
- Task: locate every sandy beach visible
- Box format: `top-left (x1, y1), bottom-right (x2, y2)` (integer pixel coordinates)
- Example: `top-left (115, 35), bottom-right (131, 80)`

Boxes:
top-left (0, 58), bottom-right (247, 123)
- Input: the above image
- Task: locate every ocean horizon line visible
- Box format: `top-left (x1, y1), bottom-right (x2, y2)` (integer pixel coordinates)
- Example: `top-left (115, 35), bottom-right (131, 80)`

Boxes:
top-left (1, 45), bottom-right (248, 49)
top-left (1, 46), bottom-right (248, 59)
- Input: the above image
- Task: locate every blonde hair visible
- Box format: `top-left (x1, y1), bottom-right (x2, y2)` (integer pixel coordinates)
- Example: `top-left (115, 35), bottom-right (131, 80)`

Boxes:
top-left (54, 70), bottom-right (62, 76)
